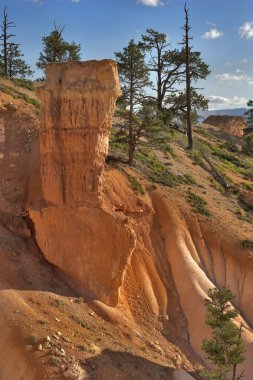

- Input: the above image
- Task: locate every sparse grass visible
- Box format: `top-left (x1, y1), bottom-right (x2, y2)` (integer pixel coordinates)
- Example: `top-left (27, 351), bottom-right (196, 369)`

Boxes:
top-left (0, 84), bottom-right (40, 109)
top-left (12, 78), bottom-right (35, 91)
top-left (187, 191), bottom-right (211, 216)
top-left (181, 173), bottom-right (196, 186)
top-left (195, 127), bottom-right (212, 139)
top-left (136, 147), bottom-right (180, 187)
top-left (240, 182), bottom-right (253, 191)
top-left (51, 298), bottom-right (67, 309)
top-left (209, 177), bottom-right (225, 193)
top-left (241, 239), bottom-right (253, 249)
top-left (188, 149), bottom-right (203, 166)
top-left (236, 209), bottom-right (253, 224)
top-left (70, 315), bottom-right (90, 329)
top-left (128, 175), bottom-right (145, 195)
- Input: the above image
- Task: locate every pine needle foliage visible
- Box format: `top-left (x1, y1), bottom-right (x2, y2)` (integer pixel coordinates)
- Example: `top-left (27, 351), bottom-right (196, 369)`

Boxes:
top-left (202, 288), bottom-right (245, 380)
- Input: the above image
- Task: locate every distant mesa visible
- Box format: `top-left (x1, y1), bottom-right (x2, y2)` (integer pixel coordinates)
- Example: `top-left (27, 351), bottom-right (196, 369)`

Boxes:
top-left (203, 115), bottom-right (246, 137)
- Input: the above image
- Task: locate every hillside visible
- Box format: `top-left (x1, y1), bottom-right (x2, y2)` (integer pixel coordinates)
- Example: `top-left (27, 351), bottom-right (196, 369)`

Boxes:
top-left (0, 70), bottom-right (252, 380)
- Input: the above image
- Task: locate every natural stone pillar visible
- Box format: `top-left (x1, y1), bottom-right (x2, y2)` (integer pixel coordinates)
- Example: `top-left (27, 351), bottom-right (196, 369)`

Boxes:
top-left (30, 61), bottom-right (136, 306)
top-left (36, 60), bottom-right (121, 207)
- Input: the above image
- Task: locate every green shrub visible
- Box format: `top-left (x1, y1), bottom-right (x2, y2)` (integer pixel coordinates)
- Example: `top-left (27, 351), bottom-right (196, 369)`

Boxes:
top-left (50, 356), bottom-right (61, 367)
top-left (180, 173), bottom-right (196, 185)
top-left (187, 191), bottom-right (210, 216)
top-left (27, 333), bottom-right (39, 346)
top-left (12, 78), bottom-right (35, 91)
top-left (222, 140), bottom-right (239, 153)
top-left (128, 175), bottom-right (145, 195)
top-left (136, 147), bottom-right (180, 187)
top-left (189, 149), bottom-right (203, 165)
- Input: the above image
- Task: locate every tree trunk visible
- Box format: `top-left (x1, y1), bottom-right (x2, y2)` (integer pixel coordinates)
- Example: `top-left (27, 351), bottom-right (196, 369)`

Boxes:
top-left (184, 5), bottom-right (193, 150)
top-left (3, 11), bottom-right (8, 76)
top-left (128, 142), bottom-right (135, 165)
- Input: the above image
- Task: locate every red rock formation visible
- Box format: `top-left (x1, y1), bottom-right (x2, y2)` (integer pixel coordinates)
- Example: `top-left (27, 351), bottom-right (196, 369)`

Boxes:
top-left (37, 60), bottom-right (121, 207)
top-left (30, 61), bottom-right (136, 305)
top-left (203, 115), bottom-right (246, 137)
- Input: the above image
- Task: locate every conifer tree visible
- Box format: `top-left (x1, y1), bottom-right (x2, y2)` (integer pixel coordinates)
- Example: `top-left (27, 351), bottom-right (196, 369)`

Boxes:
top-left (140, 28), bottom-right (184, 113)
top-left (0, 7), bottom-right (33, 78)
top-left (8, 42), bottom-right (33, 78)
top-left (202, 287), bottom-right (245, 380)
top-left (115, 40), bottom-right (151, 164)
top-left (180, 4), bottom-right (210, 150)
top-left (0, 6), bottom-right (15, 77)
top-left (36, 23), bottom-right (81, 72)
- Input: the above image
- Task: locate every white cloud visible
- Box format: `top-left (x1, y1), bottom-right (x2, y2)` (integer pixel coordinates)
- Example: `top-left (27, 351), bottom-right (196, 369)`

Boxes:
top-left (137, 0), bottom-right (164, 6)
top-left (239, 22), bottom-right (253, 39)
top-left (208, 95), bottom-right (248, 109)
top-left (71, 0), bottom-right (81, 2)
top-left (240, 58), bottom-right (248, 64)
top-left (202, 28), bottom-right (223, 39)
top-left (215, 72), bottom-right (250, 82)
top-left (235, 69), bottom-right (242, 73)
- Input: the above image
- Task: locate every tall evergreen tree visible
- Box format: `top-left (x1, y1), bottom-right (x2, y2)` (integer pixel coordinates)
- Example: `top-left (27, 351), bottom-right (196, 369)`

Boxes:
top-left (0, 7), bottom-right (33, 78)
top-left (202, 287), bottom-right (245, 380)
top-left (8, 42), bottom-right (33, 78)
top-left (115, 40), bottom-right (151, 164)
top-left (0, 6), bottom-right (15, 76)
top-left (36, 23), bottom-right (81, 72)
top-left (140, 28), bottom-right (184, 113)
top-left (181, 4), bottom-right (210, 150)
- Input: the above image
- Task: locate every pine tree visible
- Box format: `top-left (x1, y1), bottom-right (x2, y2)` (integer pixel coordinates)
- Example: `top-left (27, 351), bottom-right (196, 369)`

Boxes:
top-left (140, 28), bottom-right (184, 113)
top-left (0, 6), bottom-right (15, 76)
top-left (181, 4), bottom-right (210, 150)
top-left (115, 40), bottom-right (151, 164)
top-left (0, 7), bottom-right (33, 78)
top-left (8, 42), bottom-right (33, 78)
top-left (36, 23), bottom-right (81, 72)
top-left (202, 287), bottom-right (245, 380)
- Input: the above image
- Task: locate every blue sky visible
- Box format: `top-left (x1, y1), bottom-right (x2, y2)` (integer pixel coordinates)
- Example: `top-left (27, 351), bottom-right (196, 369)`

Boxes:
top-left (4, 0), bottom-right (253, 109)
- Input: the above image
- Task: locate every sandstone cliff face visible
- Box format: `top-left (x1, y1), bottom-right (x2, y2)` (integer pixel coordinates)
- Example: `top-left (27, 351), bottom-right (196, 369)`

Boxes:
top-left (30, 61), bottom-right (136, 305)
top-left (102, 170), bottom-right (253, 378)
top-left (0, 93), bottom-right (39, 206)
top-left (203, 115), bottom-right (246, 137)
top-left (37, 60), bottom-right (121, 207)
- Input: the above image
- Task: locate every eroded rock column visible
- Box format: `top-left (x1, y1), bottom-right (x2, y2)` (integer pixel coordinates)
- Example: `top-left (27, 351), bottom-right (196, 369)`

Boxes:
top-left (30, 61), bottom-right (136, 306)
top-left (37, 60), bottom-right (121, 207)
